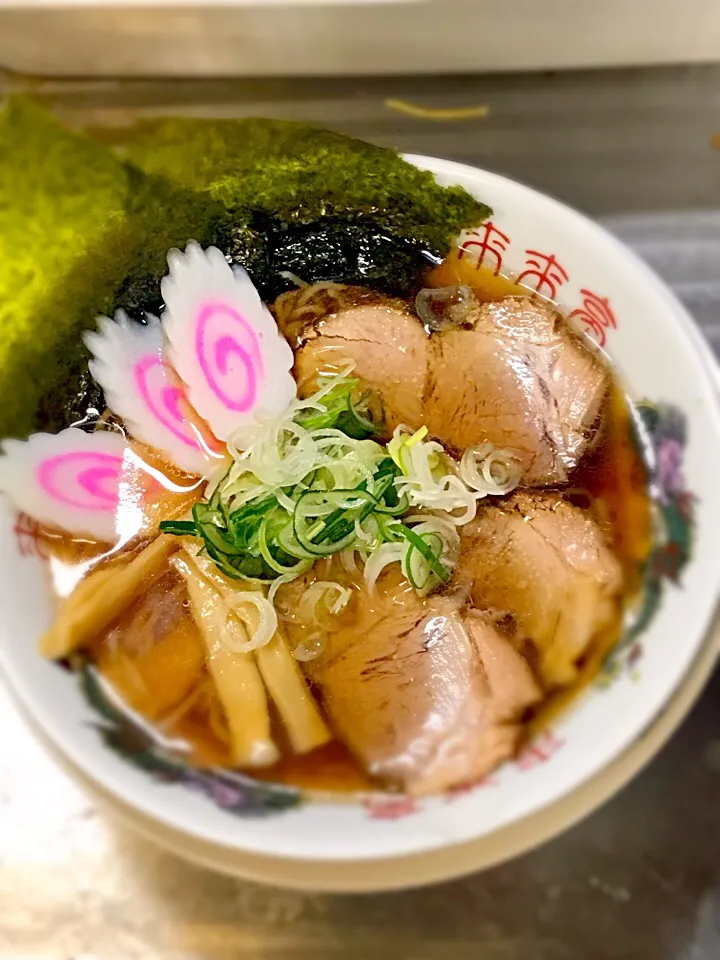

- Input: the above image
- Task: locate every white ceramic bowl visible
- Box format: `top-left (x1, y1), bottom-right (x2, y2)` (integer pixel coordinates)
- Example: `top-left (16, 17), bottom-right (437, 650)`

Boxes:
top-left (2, 156), bottom-right (720, 870)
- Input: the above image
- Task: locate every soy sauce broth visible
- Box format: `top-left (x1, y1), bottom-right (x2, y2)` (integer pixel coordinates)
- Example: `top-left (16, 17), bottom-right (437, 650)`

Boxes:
top-left (40, 250), bottom-right (654, 795)
top-left (427, 249), bottom-right (531, 302)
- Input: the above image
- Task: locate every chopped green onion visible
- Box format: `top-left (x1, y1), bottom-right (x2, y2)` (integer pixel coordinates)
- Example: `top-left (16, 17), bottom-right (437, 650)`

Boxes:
top-left (388, 425), bottom-right (428, 476)
top-left (394, 523), bottom-right (451, 585)
top-left (159, 370), bottom-right (511, 600)
top-left (293, 488), bottom-right (375, 556)
top-left (159, 519), bottom-right (197, 536)
top-left (295, 380), bottom-right (381, 439)
top-left (258, 512), bottom-right (309, 575)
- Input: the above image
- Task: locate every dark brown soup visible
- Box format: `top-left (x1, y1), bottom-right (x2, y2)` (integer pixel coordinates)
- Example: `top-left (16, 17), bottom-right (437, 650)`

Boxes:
top-left (43, 252), bottom-right (653, 795)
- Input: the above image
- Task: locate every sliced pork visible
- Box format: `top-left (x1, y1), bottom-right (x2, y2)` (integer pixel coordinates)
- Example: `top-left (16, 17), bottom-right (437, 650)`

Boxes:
top-left (276, 284), bottom-right (428, 431)
top-left (300, 570), bottom-right (541, 795)
top-left (278, 286), bottom-right (608, 484)
top-left (457, 491), bottom-right (623, 688)
top-left (424, 297), bottom-right (608, 483)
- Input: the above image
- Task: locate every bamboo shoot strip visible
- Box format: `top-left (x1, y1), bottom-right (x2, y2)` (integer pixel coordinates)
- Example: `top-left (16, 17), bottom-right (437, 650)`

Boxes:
top-left (40, 534), bottom-right (177, 660)
top-left (174, 554), bottom-right (279, 768)
top-left (254, 629), bottom-right (331, 755)
top-left (187, 549), bottom-right (331, 754)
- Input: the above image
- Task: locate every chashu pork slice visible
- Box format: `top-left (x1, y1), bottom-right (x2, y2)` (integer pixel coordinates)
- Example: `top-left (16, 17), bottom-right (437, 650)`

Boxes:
top-left (276, 283), bottom-right (428, 432)
top-left (301, 569), bottom-right (541, 795)
top-left (424, 297), bottom-right (609, 484)
top-left (278, 287), bottom-right (608, 485)
top-left (457, 491), bottom-right (623, 689)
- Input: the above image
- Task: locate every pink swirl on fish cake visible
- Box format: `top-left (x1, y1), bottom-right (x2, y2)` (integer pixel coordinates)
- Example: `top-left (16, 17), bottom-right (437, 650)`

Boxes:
top-left (161, 245), bottom-right (297, 440)
top-left (134, 354), bottom-right (204, 450)
top-left (195, 301), bottom-right (263, 413)
top-left (37, 450), bottom-right (123, 513)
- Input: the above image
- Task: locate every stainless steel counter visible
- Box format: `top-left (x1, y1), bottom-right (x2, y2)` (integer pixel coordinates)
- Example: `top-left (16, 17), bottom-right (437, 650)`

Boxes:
top-left (1, 64), bottom-right (719, 959)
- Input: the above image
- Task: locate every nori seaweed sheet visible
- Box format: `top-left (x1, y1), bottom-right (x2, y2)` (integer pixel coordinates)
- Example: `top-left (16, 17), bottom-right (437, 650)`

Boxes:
top-left (0, 98), bottom-right (130, 438)
top-left (216, 213), bottom-right (439, 302)
top-left (0, 101), bottom-right (491, 437)
top-left (100, 116), bottom-right (489, 256)
top-left (34, 171), bottom-right (229, 434)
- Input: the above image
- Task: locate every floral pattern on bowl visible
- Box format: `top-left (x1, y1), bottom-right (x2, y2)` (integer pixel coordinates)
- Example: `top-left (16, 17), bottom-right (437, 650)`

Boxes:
top-left (601, 401), bottom-right (695, 684)
top-left (79, 664), bottom-right (302, 816)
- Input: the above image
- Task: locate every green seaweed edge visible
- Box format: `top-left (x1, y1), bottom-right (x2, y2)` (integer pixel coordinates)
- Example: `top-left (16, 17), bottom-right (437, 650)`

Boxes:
top-left (98, 115), bottom-right (490, 255)
top-left (0, 97), bottom-right (490, 438)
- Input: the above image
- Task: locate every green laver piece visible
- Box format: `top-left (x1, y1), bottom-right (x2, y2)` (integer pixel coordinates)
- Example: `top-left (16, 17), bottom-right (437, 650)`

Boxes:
top-left (0, 98), bottom-right (131, 438)
top-left (0, 99), bottom-right (489, 438)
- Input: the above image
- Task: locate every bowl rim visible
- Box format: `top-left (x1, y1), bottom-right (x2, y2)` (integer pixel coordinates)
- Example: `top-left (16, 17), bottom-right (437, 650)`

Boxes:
top-left (8, 603), bottom-right (720, 892)
top-left (405, 154), bottom-right (720, 392)
top-left (2, 153), bottom-right (720, 866)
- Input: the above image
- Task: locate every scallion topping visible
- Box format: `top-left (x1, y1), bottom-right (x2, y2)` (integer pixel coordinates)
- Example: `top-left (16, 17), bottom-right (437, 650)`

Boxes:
top-left (160, 369), bottom-right (519, 601)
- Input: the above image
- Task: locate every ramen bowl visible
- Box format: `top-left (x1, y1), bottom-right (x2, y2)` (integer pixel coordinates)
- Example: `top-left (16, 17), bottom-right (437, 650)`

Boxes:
top-left (2, 155), bottom-right (720, 883)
